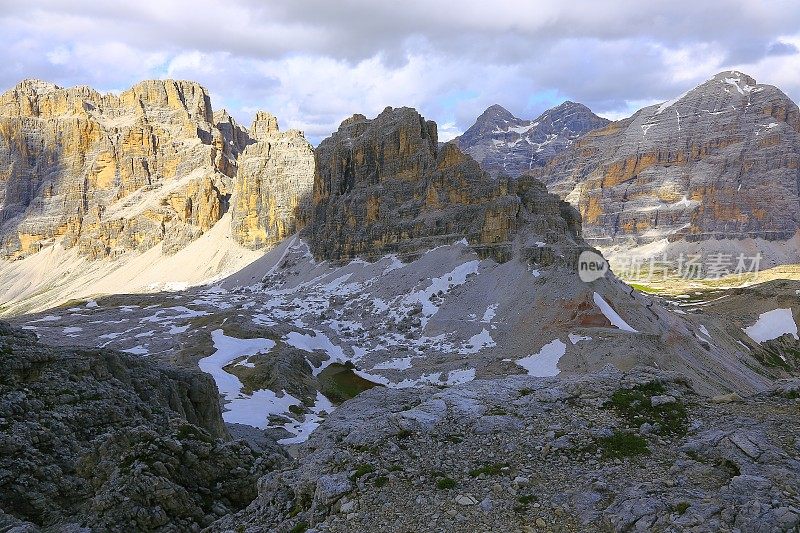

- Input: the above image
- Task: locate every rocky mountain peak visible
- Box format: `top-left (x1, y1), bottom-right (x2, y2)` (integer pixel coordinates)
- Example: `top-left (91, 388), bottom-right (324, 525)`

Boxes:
top-left (308, 106), bottom-right (584, 263)
top-left (121, 79), bottom-right (214, 123)
top-left (231, 110), bottom-right (315, 250)
top-left (712, 70), bottom-right (758, 87)
top-left (9, 78), bottom-right (60, 95)
top-left (0, 78), bottom-right (318, 270)
top-left (535, 70), bottom-right (800, 263)
top-left (251, 110), bottom-right (280, 139)
top-left (477, 103), bottom-right (517, 123)
top-left (456, 101), bottom-right (609, 177)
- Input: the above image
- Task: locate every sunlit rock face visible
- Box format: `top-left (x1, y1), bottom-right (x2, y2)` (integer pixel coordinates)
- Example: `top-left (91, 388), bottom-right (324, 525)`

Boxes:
top-left (532, 71), bottom-right (800, 255)
top-left (0, 80), bottom-right (316, 259)
top-left (230, 112), bottom-right (315, 249)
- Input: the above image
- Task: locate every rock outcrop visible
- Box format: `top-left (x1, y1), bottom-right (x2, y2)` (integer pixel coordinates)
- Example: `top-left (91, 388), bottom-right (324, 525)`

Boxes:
top-left (532, 71), bottom-right (800, 256)
top-left (231, 112), bottom-right (315, 249)
top-left (308, 106), bottom-right (583, 262)
top-left (455, 102), bottom-right (609, 177)
top-left (0, 322), bottom-right (284, 531)
top-left (211, 368), bottom-right (800, 532)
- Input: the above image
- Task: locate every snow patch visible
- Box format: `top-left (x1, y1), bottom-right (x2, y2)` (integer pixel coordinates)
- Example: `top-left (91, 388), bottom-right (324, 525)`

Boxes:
top-left (515, 339), bottom-right (567, 377)
top-left (277, 392), bottom-right (335, 444)
top-left (284, 330), bottom-right (347, 376)
top-left (593, 292), bottom-right (638, 333)
top-left (568, 333), bottom-right (592, 344)
top-left (481, 304), bottom-right (498, 323)
top-left (459, 328), bottom-right (496, 354)
top-left (121, 345), bottom-right (149, 355)
top-left (199, 329), bottom-right (276, 399)
top-left (743, 309), bottom-right (798, 344)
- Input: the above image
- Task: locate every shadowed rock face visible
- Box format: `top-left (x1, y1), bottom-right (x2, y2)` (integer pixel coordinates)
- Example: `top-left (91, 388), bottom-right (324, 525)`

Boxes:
top-left (0, 322), bottom-right (284, 531)
top-left (0, 79), bottom-right (315, 259)
top-left (532, 71), bottom-right (800, 252)
top-left (308, 106), bottom-right (584, 263)
top-left (455, 101), bottom-right (609, 177)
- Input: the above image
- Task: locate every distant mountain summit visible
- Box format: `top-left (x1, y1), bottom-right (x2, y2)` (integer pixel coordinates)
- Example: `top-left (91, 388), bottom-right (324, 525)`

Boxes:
top-left (532, 70), bottom-right (800, 265)
top-left (455, 101), bottom-right (610, 177)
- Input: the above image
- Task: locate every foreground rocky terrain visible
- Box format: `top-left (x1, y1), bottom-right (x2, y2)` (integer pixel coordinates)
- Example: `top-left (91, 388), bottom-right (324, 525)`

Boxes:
top-left (213, 367), bottom-right (800, 532)
top-left (455, 102), bottom-right (609, 178)
top-left (3, 318), bottom-right (799, 532)
top-left (0, 322), bottom-right (285, 531)
top-left (531, 71), bottom-right (800, 265)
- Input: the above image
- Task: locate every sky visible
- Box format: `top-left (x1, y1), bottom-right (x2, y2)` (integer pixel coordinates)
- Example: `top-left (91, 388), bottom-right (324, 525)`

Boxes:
top-left (1, 0), bottom-right (799, 144)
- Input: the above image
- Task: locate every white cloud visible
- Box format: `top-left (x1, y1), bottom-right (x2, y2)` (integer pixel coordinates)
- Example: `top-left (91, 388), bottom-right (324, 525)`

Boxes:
top-left (1, 1), bottom-right (799, 143)
top-left (437, 122), bottom-right (462, 142)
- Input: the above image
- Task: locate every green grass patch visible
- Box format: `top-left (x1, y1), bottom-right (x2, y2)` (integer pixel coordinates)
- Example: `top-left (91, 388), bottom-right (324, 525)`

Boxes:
top-left (436, 477), bottom-right (456, 490)
top-left (289, 522), bottom-right (308, 533)
top-left (606, 382), bottom-right (688, 436)
top-left (627, 282), bottom-right (660, 294)
top-left (598, 431), bottom-right (650, 458)
top-left (673, 501), bottom-right (690, 515)
top-left (350, 464), bottom-right (375, 481)
top-left (373, 476), bottom-right (388, 487)
top-left (469, 463), bottom-right (508, 478)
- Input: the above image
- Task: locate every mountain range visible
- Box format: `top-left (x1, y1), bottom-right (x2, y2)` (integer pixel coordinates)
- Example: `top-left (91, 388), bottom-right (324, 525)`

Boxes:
top-left (1, 72), bottom-right (800, 532)
top-left (531, 71), bottom-right (800, 267)
top-left (454, 101), bottom-right (609, 177)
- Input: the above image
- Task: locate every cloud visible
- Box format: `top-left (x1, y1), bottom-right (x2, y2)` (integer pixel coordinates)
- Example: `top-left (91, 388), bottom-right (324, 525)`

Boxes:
top-left (1, 0), bottom-right (799, 143)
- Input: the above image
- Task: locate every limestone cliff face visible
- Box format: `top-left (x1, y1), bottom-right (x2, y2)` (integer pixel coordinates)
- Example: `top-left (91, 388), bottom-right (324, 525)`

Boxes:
top-left (230, 112), bottom-right (315, 249)
top-left (0, 80), bottom-right (316, 260)
top-left (534, 71), bottom-right (800, 250)
top-left (0, 79), bottom-right (234, 259)
top-left (308, 106), bottom-right (583, 262)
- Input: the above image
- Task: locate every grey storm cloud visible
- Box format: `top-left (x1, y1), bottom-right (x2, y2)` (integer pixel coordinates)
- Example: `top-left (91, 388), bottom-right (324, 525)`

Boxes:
top-left (1, 0), bottom-right (799, 143)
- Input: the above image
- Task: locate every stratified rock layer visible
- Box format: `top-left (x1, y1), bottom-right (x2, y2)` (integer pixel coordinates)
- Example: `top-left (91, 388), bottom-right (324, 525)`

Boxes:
top-left (534, 71), bottom-right (800, 250)
top-left (455, 102), bottom-right (609, 177)
top-left (231, 112), bottom-right (315, 249)
top-left (309, 106), bottom-right (583, 262)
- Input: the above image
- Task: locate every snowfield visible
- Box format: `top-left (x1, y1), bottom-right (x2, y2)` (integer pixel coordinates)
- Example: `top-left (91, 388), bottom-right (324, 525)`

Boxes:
top-left (515, 339), bottom-right (567, 377)
top-left (743, 309), bottom-right (798, 344)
